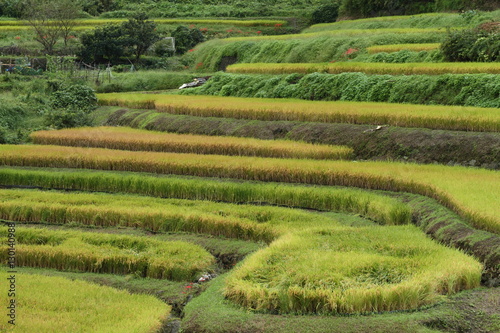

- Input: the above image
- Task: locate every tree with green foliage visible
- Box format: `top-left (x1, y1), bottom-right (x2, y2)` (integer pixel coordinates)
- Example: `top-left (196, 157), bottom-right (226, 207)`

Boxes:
top-left (122, 13), bottom-right (161, 62)
top-left (78, 14), bottom-right (159, 64)
top-left (79, 24), bottom-right (127, 63)
top-left (171, 26), bottom-right (205, 54)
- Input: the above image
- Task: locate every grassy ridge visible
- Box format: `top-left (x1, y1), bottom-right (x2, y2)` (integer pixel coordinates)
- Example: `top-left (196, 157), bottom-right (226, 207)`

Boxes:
top-left (178, 72), bottom-right (500, 108)
top-left (225, 226), bottom-right (482, 314)
top-left (0, 226), bottom-right (214, 280)
top-left (98, 93), bottom-right (500, 132)
top-left (31, 127), bottom-right (353, 160)
top-left (0, 146), bottom-right (498, 234)
top-left (226, 62), bottom-right (500, 75)
top-left (0, 268), bottom-right (170, 332)
top-left (191, 33), bottom-right (444, 70)
top-left (366, 43), bottom-right (440, 53)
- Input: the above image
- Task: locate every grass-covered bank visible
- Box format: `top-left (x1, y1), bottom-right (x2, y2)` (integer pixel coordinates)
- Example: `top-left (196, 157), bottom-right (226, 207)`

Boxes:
top-left (103, 108), bottom-right (500, 169)
top-left (179, 72), bottom-right (500, 108)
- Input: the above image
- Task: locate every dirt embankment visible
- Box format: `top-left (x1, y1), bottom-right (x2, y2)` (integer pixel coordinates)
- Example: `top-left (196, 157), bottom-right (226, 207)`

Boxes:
top-left (106, 109), bottom-right (500, 169)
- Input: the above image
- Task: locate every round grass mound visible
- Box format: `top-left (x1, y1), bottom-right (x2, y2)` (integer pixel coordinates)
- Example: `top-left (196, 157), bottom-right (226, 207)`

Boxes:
top-left (0, 269), bottom-right (170, 333)
top-left (224, 225), bottom-right (483, 314)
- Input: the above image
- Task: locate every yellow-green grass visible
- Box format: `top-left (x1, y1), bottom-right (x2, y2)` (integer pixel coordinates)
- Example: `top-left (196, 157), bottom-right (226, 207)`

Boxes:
top-left (222, 28), bottom-right (449, 42)
top-left (0, 226), bottom-right (214, 280)
top-left (225, 225), bottom-right (482, 314)
top-left (0, 168), bottom-right (411, 227)
top-left (30, 127), bottom-right (353, 160)
top-left (0, 268), bottom-right (170, 333)
top-left (366, 43), bottom-right (441, 54)
top-left (226, 62), bottom-right (500, 75)
top-left (97, 93), bottom-right (500, 132)
top-left (0, 146), bottom-right (498, 234)
top-left (0, 18), bottom-right (286, 27)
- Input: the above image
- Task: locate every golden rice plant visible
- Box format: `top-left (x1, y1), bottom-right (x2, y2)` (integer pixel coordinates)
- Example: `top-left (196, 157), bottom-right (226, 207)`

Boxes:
top-left (97, 93), bottom-right (500, 132)
top-left (226, 62), bottom-right (500, 75)
top-left (0, 145), bottom-right (498, 234)
top-left (366, 43), bottom-right (440, 53)
top-left (0, 226), bottom-right (214, 280)
top-left (0, 269), bottom-right (170, 333)
top-left (224, 225), bottom-right (482, 314)
top-left (30, 127), bottom-right (353, 160)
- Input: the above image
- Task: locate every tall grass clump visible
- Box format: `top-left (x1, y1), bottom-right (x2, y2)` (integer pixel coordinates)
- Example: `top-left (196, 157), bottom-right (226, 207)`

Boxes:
top-left (0, 226), bottom-right (214, 280)
top-left (0, 168), bottom-right (411, 227)
top-left (178, 72), bottom-right (500, 109)
top-left (94, 71), bottom-right (197, 93)
top-left (0, 269), bottom-right (170, 333)
top-left (225, 225), bottom-right (482, 314)
top-left (30, 127), bottom-right (353, 160)
top-left (98, 92), bottom-right (500, 131)
top-left (0, 146), bottom-right (498, 233)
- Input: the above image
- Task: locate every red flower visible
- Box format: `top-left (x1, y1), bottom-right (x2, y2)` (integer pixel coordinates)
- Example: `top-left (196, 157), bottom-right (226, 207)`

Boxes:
top-left (185, 285), bottom-right (192, 289)
top-left (344, 48), bottom-right (359, 55)
top-left (189, 24), bottom-right (195, 28)
top-left (256, 31), bottom-right (261, 34)
top-left (275, 23), bottom-right (283, 27)
top-left (195, 62), bottom-right (204, 69)
top-left (14, 36), bottom-right (20, 40)
top-left (188, 49), bottom-right (195, 52)
top-left (226, 29), bottom-right (233, 33)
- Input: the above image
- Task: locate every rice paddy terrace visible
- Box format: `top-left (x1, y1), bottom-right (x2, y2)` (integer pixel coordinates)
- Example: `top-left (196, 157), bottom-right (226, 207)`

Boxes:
top-left (1, 10), bottom-right (500, 333)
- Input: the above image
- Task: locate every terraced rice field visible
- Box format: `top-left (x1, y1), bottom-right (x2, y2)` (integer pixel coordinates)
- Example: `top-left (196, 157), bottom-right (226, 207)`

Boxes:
top-left (2, 9), bottom-right (499, 333)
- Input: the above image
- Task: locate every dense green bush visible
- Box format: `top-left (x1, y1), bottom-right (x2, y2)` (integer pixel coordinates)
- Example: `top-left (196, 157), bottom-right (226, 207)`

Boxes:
top-left (181, 72), bottom-right (500, 108)
top-left (359, 49), bottom-right (445, 63)
top-left (339, 0), bottom-right (435, 18)
top-left (171, 26), bottom-right (205, 55)
top-left (311, 3), bottom-right (340, 24)
top-left (45, 84), bottom-right (97, 128)
top-left (79, 14), bottom-right (159, 64)
top-left (441, 27), bottom-right (500, 62)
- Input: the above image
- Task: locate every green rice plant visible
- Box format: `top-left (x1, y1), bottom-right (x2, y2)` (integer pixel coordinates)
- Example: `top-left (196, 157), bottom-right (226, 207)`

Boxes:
top-left (0, 269), bottom-right (170, 333)
top-left (366, 43), bottom-right (441, 54)
top-left (0, 168), bottom-right (411, 227)
top-left (0, 226), bottom-right (214, 280)
top-left (97, 93), bottom-right (500, 132)
top-left (226, 62), bottom-right (500, 75)
top-left (0, 145), bottom-right (498, 234)
top-left (30, 127), bottom-right (353, 160)
top-left (224, 225), bottom-right (482, 314)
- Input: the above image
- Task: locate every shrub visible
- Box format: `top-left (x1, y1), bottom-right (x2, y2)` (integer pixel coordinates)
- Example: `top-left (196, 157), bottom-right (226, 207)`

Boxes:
top-left (311, 3), bottom-right (340, 24)
top-left (171, 25), bottom-right (205, 54)
top-left (441, 27), bottom-right (500, 62)
top-left (45, 84), bottom-right (97, 129)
